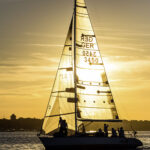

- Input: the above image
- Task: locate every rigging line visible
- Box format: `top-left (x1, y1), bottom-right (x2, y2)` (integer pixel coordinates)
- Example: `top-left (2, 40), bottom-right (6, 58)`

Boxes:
top-left (45, 112), bottom-right (75, 118)
top-left (78, 121), bottom-right (93, 130)
top-left (77, 106), bottom-right (115, 109)
top-left (84, 0), bottom-right (120, 119)
top-left (51, 95), bottom-right (74, 99)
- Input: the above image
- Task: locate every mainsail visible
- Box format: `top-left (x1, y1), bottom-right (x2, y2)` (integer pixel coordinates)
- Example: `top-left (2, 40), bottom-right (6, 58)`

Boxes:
top-left (42, 0), bottom-right (120, 135)
top-left (75, 0), bottom-right (119, 121)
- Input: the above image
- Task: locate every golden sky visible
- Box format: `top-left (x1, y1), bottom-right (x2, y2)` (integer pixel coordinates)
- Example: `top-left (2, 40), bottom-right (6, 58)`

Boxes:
top-left (0, 0), bottom-right (150, 120)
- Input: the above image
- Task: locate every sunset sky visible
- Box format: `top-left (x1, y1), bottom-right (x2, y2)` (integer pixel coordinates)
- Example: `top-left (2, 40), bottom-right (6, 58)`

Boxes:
top-left (0, 0), bottom-right (150, 120)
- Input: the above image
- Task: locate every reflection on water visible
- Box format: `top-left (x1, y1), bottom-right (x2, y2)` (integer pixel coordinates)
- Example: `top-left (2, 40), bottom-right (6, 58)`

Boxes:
top-left (0, 131), bottom-right (150, 150)
top-left (0, 132), bottom-right (45, 150)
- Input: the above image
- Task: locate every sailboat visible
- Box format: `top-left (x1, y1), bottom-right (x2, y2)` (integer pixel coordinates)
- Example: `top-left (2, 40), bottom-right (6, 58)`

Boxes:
top-left (38, 0), bottom-right (143, 149)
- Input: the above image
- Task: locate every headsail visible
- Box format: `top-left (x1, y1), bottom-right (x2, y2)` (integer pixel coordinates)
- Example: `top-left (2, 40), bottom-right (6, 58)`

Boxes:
top-left (42, 19), bottom-right (75, 134)
top-left (75, 0), bottom-right (119, 121)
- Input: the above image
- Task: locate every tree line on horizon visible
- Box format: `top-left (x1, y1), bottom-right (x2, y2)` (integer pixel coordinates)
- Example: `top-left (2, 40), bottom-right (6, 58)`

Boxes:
top-left (0, 114), bottom-right (150, 131)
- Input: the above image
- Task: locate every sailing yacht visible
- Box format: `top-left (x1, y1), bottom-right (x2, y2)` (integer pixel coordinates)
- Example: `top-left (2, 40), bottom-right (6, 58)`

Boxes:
top-left (38, 0), bottom-right (143, 149)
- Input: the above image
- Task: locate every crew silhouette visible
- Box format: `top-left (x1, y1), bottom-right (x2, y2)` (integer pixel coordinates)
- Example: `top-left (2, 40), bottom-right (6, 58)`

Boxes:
top-left (58, 117), bottom-right (68, 136)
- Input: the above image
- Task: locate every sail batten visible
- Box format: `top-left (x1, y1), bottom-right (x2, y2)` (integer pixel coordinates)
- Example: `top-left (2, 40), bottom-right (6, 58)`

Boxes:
top-left (45, 112), bottom-right (75, 118)
top-left (78, 119), bottom-right (122, 122)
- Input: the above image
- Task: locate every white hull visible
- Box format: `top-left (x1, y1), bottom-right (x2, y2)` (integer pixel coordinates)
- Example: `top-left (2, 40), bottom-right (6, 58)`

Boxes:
top-left (39, 136), bottom-right (143, 150)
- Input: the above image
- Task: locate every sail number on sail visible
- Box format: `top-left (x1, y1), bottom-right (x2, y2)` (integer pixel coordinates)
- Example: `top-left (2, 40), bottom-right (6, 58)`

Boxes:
top-left (81, 34), bottom-right (99, 65)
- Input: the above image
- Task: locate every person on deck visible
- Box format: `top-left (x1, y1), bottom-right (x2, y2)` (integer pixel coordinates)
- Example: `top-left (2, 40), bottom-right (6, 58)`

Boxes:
top-left (58, 117), bottom-right (63, 135)
top-left (133, 130), bottom-right (137, 137)
top-left (118, 127), bottom-right (124, 138)
top-left (104, 124), bottom-right (109, 137)
top-left (82, 124), bottom-right (86, 134)
top-left (97, 128), bottom-right (104, 137)
top-left (111, 128), bottom-right (117, 137)
top-left (58, 117), bottom-right (68, 136)
top-left (63, 120), bottom-right (68, 136)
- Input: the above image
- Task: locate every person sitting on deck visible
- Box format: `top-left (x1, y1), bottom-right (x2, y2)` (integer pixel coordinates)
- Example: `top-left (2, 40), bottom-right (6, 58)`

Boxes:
top-left (104, 124), bottom-right (109, 137)
top-left (118, 127), bottom-right (124, 138)
top-left (82, 124), bottom-right (86, 134)
top-left (96, 128), bottom-right (104, 137)
top-left (63, 120), bottom-right (68, 136)
top-left (133, 130), bottom-right (137, 137)
top-left (111, 128), bottom-right (117, 137)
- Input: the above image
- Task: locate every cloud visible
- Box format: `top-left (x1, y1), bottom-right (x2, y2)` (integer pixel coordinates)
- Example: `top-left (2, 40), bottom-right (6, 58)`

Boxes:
top-left (24, 32), bottom-right (65, 38)
top-left (27, 43), bottom-right (63, 47)
top-left (94, 26), bottom-right (150, 37)
top-left (101, 44), bottom-right (144, 52)
top-left (0, 0), bottom-right (25, 3)
top-left (0, 93), bottom-right (31, 96)
top-left (31, 52), bottom-right (60, 63)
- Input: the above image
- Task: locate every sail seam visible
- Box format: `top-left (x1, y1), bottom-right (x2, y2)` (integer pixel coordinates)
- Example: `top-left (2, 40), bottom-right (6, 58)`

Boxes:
top-left (65, 44), bottom-right (72, 46)
top-left (77, 119), bottom-right (122, 122)
top-left (77, 106), bottom-right (115, 109)
top-left (76, 53), bottom-right (101, 58)
top-left (51, 95), bottom-right (74, 98)
top-left (76, 27), bottom-right (93, 31)
top-left (62, 54), bottom-right (72, 56)
top-left (76, 66), bottom-right (104, 71)
top-left (76, 12), bottom-right (88, 15)
top-left (76, 14), bottom-right (88, 18)
top-left (77, 83), bottom-right (109, 87)
top-left (76, 2), bottom-right (85, 5)
top-left (76, 5), bottom-right (87, 8)
top-left (76, 47), bottom-right (99, 51)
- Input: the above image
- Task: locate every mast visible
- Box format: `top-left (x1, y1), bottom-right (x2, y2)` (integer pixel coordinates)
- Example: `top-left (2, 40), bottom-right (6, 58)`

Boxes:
top-left (74, 0), bottom-right (77, 134)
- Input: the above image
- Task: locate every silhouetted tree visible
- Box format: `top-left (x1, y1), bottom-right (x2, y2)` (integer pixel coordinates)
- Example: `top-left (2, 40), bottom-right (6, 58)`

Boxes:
top-left (10, 114), bottom-right (16, 120)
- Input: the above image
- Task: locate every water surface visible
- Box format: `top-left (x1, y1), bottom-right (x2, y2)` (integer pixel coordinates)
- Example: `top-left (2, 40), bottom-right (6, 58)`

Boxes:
top-left (0, 131), bottom-right (150, 150)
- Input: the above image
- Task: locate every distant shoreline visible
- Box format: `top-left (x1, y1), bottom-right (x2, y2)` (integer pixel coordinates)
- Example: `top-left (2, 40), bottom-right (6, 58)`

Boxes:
top-left (0, 118), bottom-right (150, 131)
